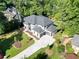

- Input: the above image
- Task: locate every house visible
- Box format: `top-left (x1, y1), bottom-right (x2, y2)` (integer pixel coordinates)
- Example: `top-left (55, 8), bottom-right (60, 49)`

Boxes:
top-left (71, 34), bottom-right (79, 54)
top-left (23, 15), bottom-right (57, 38)
top-left (3, 7), bottom-right (17, 21)
top-left (3, 7), bottom-right (22, 22)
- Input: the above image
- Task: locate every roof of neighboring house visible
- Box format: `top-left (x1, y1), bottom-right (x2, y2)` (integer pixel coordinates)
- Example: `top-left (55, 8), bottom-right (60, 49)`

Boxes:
top-left (33, 25), bottom-right (45, 34)
top-left (66, 53), bottom-right (79, 59)
top-left (71, 34), bottom-right (79, 47)
top-left (24, 15), bottom-right (53, 27)
top-left (24, 15), bottom-right (56, 33)
top-left (4, 7), bottom-right (17, 17)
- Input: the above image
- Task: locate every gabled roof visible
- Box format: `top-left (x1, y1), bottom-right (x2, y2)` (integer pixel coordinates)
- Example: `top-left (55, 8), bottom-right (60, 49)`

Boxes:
top-left (4, 7), bottom-right (17, 17)
top-left (23, 15), bottom-right (53, 27)
top-left (47, 25), bottom-right (56, 33)
top-left (24, 15), bottom-right (36, 24)
top-left (32, 25), bottom-right (45, 34)
top-left (4, 7), bottom-right (22, 22)
top-left (36, 16), bottom-right (53, 27)
top-left (71, 34), bottom-right (79, 47)
top-left (24, 15), bottom-right (57, 33)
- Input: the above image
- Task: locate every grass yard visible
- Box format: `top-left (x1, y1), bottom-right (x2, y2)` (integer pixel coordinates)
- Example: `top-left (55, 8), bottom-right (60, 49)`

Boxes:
top-left (0, 30), bottom-right (34, 58)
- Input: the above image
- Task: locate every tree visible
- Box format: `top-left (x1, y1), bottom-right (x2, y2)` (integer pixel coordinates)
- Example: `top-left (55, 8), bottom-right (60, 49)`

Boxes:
top-left (52, 0), bottom-right (79, 36)
top-left (2, 0), bottom-right (79, 36)
top-left (34, 53), bottom-right (48, 59)
top-left (58, 45), bottom-right (65, 53)
top-left (0, 12), bottom-right (7, 34)
top-left (0, 22), bottom-right (5, 34)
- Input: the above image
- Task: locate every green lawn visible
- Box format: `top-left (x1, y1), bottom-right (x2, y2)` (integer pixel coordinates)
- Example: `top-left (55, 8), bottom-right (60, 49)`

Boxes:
top-left (0, 31), bottom-right (34, 58)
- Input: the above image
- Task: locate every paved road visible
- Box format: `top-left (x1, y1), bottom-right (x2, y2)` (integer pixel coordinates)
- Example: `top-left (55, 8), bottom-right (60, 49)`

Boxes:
top-left (10, 35), bottom-right (55, 59)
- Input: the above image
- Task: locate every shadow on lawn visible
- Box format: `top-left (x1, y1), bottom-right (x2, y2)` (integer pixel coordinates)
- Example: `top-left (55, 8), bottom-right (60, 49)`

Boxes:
top-left (0, 31), bottom-right (23, 57)
top-left (34, 53), bottom-right (48, 59)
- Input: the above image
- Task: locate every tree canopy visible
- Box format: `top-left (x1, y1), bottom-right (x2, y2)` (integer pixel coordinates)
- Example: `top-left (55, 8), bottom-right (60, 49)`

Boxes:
top-left (0, 0), bottom-right (79, 36)
top-left (0, 12), bottom-right (7, 34)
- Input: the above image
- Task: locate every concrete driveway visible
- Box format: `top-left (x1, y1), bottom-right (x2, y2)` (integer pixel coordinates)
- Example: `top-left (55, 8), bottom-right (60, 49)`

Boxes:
top-left (10, 35), bottom-right (55, 59)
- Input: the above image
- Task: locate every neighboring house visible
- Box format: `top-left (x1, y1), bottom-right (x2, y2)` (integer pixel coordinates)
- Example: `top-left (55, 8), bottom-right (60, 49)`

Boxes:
top-left (71, 34), bottom-right (79, 54)
top-left (23, 15), bottom-right (57, 38)
top-left (3, 7), bottom-right (22, 22)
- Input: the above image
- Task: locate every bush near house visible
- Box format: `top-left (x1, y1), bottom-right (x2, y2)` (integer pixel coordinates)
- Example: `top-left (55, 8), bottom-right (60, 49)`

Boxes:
top-left (66, 43), bottom-right (74, 53)
top-left (58, 45), bottom-right (65, 53)
top-left (54, 31), bottom-right (62, 43)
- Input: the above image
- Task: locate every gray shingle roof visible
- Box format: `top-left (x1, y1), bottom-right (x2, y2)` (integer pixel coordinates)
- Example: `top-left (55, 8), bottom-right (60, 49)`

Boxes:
top-left (36, 16), bottom-right (53, 27)
top-left (4, 7), bottom-right (17, 17)
top-left (24, 15), bottom-right (56, 33)
top-left (33, 25), bottom-right (45, 34)
top-left (24, 15), bottom-right (36, 25)
top-left (47, 25), bottom-right (56, 33)
top-left (23, 15), bottom-right (53, 27)
top-left (71, 34), bottom-right (79, 47)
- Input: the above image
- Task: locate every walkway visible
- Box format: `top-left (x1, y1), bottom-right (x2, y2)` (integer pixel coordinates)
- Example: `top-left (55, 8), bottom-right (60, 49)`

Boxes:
top-left (10, 35), bottom-right (55, 59)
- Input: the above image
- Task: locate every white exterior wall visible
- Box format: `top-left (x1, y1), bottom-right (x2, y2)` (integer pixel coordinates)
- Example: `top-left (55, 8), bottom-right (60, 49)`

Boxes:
top-left (51, 32), bottom-right (55, 36)
top-left (30, 24), bottom-right (35, 30)
top-left (23, 23), bottom-right (53, 38)
top-left (31, 30), bottom-right (40, 38)
top-left (72, 45), bottom-right (79, 54)
top-left (34, 32), bottom-right (40, 38)
top-left (37, 25), bottom-right (53, 36)
top-left (37, 33), bottom-right (40, 38)
top-left (24, 24), bottom-right (29, 31)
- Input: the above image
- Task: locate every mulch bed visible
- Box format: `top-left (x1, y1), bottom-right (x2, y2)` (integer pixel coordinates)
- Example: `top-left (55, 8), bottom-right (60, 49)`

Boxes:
top-left (13, 41), bottom-right (22, 48)
top-left (66, 53), bottom-right (79, 59)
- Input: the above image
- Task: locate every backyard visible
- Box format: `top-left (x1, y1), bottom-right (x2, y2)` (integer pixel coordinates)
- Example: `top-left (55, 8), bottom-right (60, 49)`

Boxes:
top-left (0, 30), bottom-right (34, 58)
